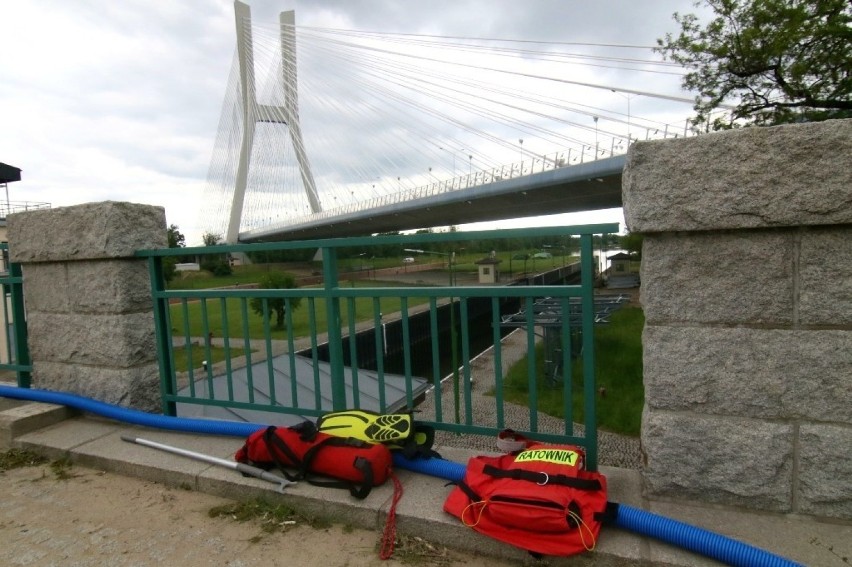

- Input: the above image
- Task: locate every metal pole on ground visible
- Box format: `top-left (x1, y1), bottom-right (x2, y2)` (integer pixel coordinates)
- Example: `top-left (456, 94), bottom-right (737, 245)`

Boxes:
top-left (121, 434), bottom-right (295, 492)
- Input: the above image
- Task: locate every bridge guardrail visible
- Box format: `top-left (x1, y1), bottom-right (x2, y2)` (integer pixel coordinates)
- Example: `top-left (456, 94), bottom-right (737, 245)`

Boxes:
top-left (137, 224), bottom-right (615, 469)
top-left (273, 128), bottom-right (695, 234)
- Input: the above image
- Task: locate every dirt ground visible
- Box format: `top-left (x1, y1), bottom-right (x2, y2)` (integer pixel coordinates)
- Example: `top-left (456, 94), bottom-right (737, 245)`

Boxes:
top-left (0, 462), bottom-right (516, 567)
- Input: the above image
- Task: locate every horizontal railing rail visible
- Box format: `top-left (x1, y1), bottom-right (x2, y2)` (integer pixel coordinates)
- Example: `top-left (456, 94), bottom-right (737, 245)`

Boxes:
top-left (0, 201), bottom-right (51, 220)
top-left (137, 224), bottom-right (616, 469)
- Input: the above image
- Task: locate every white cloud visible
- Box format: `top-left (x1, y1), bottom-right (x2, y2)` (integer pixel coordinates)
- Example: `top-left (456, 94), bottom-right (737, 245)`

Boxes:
top-left (1, 0), bottom-right (701, 245)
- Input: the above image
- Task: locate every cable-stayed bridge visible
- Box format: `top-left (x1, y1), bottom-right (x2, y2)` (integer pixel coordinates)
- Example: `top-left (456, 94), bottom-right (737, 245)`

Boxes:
top-left (198, 1), bottom-right (704, 243)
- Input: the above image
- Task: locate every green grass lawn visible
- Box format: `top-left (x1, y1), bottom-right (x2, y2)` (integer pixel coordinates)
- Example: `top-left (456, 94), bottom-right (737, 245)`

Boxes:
top-left (167, 252), bottom-right (580, 291)
top-left (500, 306), bottom-right (645, 436)
top-left (168, 263), bottom-right (305, 290)
top-left (168, 281), bottom-right (431, 341)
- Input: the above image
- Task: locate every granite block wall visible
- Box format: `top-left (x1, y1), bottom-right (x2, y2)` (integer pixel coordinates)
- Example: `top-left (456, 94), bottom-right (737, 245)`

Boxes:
top-left (623, 119), bottom-right (852, 520)
top-left (7, 202), bottom-right (167, 411)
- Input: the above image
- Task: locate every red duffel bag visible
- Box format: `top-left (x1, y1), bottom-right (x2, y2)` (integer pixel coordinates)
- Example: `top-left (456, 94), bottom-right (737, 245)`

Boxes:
top-left (443, 444), bottom-right (609, 557)
top-left (235, 422), bottom-right (392, 499)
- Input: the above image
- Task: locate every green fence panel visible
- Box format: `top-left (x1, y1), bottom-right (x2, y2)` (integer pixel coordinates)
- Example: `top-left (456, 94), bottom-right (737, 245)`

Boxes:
top-left (138, 223), bottom-right (617, 469)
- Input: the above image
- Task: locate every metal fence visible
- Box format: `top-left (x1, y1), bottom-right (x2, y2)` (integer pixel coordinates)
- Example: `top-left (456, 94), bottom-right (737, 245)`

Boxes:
top-left (136, 224), bottom-right (614, 469)
top-left (0, 243), bottom-right (32, 387)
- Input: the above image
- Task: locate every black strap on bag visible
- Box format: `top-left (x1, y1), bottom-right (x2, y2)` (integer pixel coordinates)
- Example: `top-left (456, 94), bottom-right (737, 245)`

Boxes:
top-left (262, 426), bottom-right (375, 499)
top-left (300, 436), bottom-right (375, 499)
top-left (482, 464), bottom-right (602, 491)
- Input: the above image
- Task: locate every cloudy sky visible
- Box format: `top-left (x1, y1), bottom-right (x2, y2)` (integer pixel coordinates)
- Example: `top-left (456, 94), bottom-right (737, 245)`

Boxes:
top-left (1, 0), bottom-right (707, 245)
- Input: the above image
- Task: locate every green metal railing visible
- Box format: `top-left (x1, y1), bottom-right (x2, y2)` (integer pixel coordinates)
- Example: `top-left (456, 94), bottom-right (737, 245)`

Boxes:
top-left (137, 224), bottom-right (615, 469)
top-left (0, 243), bottom-right (32, 387)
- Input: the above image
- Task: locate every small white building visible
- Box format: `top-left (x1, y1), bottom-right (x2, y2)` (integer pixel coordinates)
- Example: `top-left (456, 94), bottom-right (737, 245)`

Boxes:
top-left (474, 257), bottom-right (502, 284)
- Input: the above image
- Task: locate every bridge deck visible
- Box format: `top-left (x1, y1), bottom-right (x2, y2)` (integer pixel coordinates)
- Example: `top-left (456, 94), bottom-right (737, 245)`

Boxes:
top-left (240, 155), bottom-right (625, 241)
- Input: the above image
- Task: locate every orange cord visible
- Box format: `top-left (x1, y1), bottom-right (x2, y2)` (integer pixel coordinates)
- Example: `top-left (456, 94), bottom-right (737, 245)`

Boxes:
top-left (460, 500), bottom-right (488, 527)
top-left (567, 509), bottom-right (596, 551)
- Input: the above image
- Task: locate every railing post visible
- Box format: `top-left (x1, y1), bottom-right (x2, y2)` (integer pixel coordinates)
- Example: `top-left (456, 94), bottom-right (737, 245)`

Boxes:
top-left (579, 233), bottom-right (598, 470)
top-left (322, 246), bottom-right (347, 410)
top-left (8, 262), bottom-right (31, 388)
top-left (148, 256), bottom-right (176, 416)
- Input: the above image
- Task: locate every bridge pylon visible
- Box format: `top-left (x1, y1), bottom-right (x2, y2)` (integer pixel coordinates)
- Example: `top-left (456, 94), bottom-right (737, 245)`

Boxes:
top-left (227, 1), bottom-right (320, 244)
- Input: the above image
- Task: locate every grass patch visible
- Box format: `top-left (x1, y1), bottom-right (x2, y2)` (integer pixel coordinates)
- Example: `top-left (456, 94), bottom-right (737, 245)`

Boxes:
top-left (0, 448), bottom-right (48, 471)
top-left (208, 498), bottom-right (330, 536)
top-left (168, 264), bottom-right (302, 290)
top-left (0, 449), bottom-right (80, 481)
top-left (49, 457), bottom-right (77, 480)
top-left (501, 306), bottom-right (645, 436)
top-left (388, 534), bottom-right (454, 565)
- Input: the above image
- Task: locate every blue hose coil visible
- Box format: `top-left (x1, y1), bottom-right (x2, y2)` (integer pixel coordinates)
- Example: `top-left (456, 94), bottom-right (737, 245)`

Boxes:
top-left (0, 385), bottom-right (261, 438)
top-left (392, 452), bottom-right (465, 482)
top-left (1, 385), bottom-right (804, 567)
top-left (613, 504), bottom-right (802, 567)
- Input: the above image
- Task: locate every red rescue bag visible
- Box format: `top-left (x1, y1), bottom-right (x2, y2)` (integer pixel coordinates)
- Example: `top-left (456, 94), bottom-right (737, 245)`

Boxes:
top-left (235, 422), bottom-right (392, 499)
top-left (443, 444), bottom-right (609, 557)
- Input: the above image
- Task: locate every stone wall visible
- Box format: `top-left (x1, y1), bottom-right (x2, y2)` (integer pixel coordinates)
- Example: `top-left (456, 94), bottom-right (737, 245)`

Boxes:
top-left (623, 119), bottom-right (852, 520)
top-left (7, 202), bottom-right (167, 412)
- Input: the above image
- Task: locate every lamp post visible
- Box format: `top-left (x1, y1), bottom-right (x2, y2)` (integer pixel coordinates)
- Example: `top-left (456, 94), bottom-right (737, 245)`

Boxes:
top-left (611, 90), bottom-right (638, 144)
top-left (404, 247), bottom-right (460, 423)
top-left (593, 116), bottom-right (599, 156)
top-left (518, 139), bottom-right (524, 173)
top-left (440, 146), bottom-right (463, 176)
top-left (428, 167), bottom-right (438, 185)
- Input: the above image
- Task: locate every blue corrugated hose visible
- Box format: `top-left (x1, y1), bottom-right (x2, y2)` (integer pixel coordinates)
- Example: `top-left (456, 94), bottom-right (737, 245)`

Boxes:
top-left (0, 384), bottom-right (262, 438)
top-left (1, 385), bottom-right (803, 567)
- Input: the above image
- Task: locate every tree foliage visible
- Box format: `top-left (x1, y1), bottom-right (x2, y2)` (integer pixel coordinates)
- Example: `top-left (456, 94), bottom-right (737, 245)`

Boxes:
top-left (250, 272), bottom-right (302, 329)
top-left (167, 224), bottom-right (186, 248)
top-left (657, 0), bottom-right (852, 129)
top-left (620, 232), bottom-right (644, 258)
top-left (202, 232), bottom-right (222, 246)
top-left (164, 224), bottom-right (186, 283)
top-left (200, 232), bottom-right (232, 276)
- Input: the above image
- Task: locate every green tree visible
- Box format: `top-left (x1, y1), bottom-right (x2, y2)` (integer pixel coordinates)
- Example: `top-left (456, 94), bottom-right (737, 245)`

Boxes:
top-left (250, 272), bottom-right (302, 329)
top-left (164, 224), bottom-right (186, 283)
top-left (167, 224), bottom-right (186, 248)
top-left (202, 232), bottom-right (222, 246)
top-left (657, 0), bottom-right (852, 129)
top-left (621, 232), bottom-right (644, 258)
top-left (200, 232), bottom-right (232, 276)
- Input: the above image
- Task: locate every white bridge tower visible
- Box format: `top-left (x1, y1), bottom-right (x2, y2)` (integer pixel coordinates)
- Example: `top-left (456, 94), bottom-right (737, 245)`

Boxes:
top-left (227, 1), bottom-right (320, 244)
